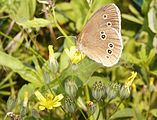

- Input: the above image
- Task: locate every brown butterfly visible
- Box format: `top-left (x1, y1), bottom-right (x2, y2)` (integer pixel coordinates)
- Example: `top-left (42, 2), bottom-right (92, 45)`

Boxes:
top-left (76, 3), bottom-right (123, 67)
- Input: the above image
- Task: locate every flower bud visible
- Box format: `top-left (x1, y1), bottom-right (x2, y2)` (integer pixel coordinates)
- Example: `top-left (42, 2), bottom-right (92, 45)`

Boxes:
top-left (43, 71), bottom-right (51, 84)
top-left (49, 57), bottom-right (59, 74)
top-left (106, 83), bottom-right (120, 100)
top-left (64, 96), bottom-right (76, 113)
top-left (119, 85), bottom-right (130, 99)
top-left (7, 96), bottom-right (16, 111)
top-left (77, 97), bottom-right (87, 111)
top-left (92, 81), bottom-right (106, 101)
top-left (87, 101), bottom-right (96, 116)
top-left (64, 79), bottom-right (78, 98)
top-left (149, 77), bottom-right (155, 92)
top-left (48, 45), bottom-right (59, 74)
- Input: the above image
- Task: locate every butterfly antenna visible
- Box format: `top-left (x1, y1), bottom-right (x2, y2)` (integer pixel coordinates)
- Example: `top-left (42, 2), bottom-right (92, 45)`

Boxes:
top-left (56, 36), bottom-right (77, 40)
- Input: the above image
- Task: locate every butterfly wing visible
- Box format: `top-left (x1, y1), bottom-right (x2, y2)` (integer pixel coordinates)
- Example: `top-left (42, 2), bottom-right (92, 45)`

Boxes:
top-left (77, 4), bottom-right (122, 67)
top-left (86, 3), bottom-right (121, 33)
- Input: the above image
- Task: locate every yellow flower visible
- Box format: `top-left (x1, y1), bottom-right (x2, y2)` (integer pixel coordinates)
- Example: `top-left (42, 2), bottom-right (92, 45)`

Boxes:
top-left (125, 71), bottom-right (137, 87)
top-left (34, 91), bottom-right (64, 110)
top-left (119, 72), bottom-right (137, 99)
top-left (65, 46), bottom-right (85, 64)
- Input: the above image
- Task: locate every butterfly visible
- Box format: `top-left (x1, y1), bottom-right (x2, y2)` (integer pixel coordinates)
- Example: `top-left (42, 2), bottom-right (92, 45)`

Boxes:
top-left (76, 3), bottom-right (123, 67)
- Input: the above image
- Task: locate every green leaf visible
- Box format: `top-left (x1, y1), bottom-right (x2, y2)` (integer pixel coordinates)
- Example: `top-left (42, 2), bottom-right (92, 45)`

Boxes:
top-left (139, 66), bottom-right (148, 84)
top-left (150, 70), bottom-right (157, 76)
top-left (12, 0), bottom-right (36, 22)
top-left (55, 2), bottom-right (75, 25)
top-left (0, 82), bottom-right (16, 89)
top-left (17, 18), bottom-right (50, 29)
top-left (0, 51), bottom-right (42, 86)
top-left (70, 0), bottom-right (89, 31)
top-left (5, 32), bottom-right (25, 53)
top-left (150, 109), bottom-right (157, 117)
top-left (153, 34), bottom-right (157, 53)
top-left (148, 0), bottom-right (157, 33)
top-left (17, 83), bottom-right (36, 102)
top-left (7, 96), bottom-right (17, 111)
top-left (138, 46), bottom-right (147, 63)
top-left (134, 110), bottom-right (146, 120)
top-left (90, 0), bottom-right (114, 13)
top-left (122, 53), bottom-right (141, 65)
top-left (122, 14), bottom-right (143, 25)
top-left (129, 4), bottom-right (141, 17)
top-left (109, 108), bottom-right (135, 120)
top-left (147, 49), bottom-right (155, 65)
top-left (0, 91), bottom-right (10, 95)
top-left (59, 50), bottom-right (69, 72)
top-left (59, 58), bottom-right (101, 84)
top-left (133, 0), bottom-right (143, 7)
top-left (32, 56), bottom-right (43, 78)
top-left (142, 0), bottom-right (151, 14)
top-left (124, 39), bottom-right (137, 53)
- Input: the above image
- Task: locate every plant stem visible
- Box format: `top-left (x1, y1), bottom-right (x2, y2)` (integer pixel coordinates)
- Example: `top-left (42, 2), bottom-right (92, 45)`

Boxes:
top-left (96, 100), bottom-right (105, 120)
top-left (146, 85), bottom-right (151, 119)
top-left (47, 83), bottom-right (54, 95)
top-left (103, 99), bottom-right (112, 119)
top-left (84, 85), bottom-right (94, 120)
top-left (79, 108), bottom-right (88, 120)
top-left (44, 4), bottom-right (58, 49)
top-left (72, 94), bottom-right (88, 120)
top-left (107, 100), bottom-right (123, 120)
top-left (85, 85), bottom-right (90, 101)
top-left (0, 31), bottom-right (12, 40)
top-left (96, 108), bottom-right (101, 120)
top-left (113, 100), bottom-right (123, 114)
top-left (52, 7), bottom-right (74, 47)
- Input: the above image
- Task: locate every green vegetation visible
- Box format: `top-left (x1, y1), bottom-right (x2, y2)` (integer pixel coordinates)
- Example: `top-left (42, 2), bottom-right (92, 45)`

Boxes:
top-left (0, 0), bottom-right (157, 120)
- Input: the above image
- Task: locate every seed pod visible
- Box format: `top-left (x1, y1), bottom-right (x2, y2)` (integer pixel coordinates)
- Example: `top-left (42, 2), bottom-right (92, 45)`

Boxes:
top-left (92, 81), bottom-right (106, 101)
top-left (119, 85), bottom-right (130, 99)
top-left (64, 79), bottom-right (78, 98)
top-left (64, 96), bottom-right (76, 113)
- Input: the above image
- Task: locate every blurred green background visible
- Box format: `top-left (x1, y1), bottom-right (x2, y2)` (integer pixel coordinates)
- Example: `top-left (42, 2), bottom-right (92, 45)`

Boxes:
top-left (0, 0), bottom-right (157, 120)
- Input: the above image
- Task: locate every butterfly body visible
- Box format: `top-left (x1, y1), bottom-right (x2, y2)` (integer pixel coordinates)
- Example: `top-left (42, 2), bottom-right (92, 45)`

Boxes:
top-left (77, 3), bottom-right (123, 67)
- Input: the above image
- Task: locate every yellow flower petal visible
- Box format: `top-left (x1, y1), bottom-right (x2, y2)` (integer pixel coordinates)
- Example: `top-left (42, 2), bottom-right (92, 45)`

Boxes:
top-left (35, 91), bottom-right (46, 102)
top-left (132, 83), bottom-right (136, 92)
top-left (54, 94), bottom-right (64, 101)
top-left (39, 105), bottom-right (45, 110)
top-left (52, 102), bottom-right (62, 107)
top-left (48, 45), bottom-right (55, 58)
top-left (125, 72), bottom-right (137, 87)
top-left (65, 46), bottom-right (85, 64)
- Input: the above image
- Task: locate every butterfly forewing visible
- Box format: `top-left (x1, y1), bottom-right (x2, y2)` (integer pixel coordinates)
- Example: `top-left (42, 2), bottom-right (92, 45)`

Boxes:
top-left (85, 4), bottom-right (121, 33)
